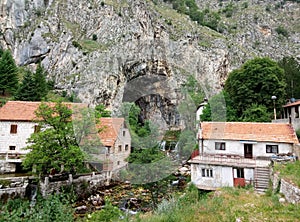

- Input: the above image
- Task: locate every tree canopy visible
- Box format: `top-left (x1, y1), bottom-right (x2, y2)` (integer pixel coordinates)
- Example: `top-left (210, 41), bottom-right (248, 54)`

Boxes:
top-left (14, 63), bottom-right (49, 101)
top-left (224, 57), bottom-right (286, 118)
top-left (0, 49), bottom-right (18, 95)
top-left (278, 56), bottom-right (300, 99)
top-left (22, 101), bottom-right (85, 175)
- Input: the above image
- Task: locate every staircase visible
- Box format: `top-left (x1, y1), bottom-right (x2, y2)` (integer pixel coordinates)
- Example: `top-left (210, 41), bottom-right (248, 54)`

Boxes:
top-left (255, 167), bottom-right (270, 192)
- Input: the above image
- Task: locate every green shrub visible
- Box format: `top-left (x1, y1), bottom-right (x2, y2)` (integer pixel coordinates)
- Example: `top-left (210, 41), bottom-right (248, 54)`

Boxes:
top-left (275, 26), bottom-right (289, 37)
top-left (296, 129), bottom-right (300, 141)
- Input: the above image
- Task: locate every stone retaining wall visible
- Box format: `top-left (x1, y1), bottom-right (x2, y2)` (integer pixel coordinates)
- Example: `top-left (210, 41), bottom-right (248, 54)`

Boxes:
top-left (271, 170), bottom-right (300, 204)
top-left (279, 179), bottom-right (300, 204)
top-left (0, 177), bottom-right (29, 199)
top-left (40, 172), bottom-right (109, 197)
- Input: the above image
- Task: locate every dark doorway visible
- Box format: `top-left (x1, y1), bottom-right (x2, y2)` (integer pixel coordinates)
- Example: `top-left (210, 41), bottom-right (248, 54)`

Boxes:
top-left (244, 144), bottom-right (253, 159)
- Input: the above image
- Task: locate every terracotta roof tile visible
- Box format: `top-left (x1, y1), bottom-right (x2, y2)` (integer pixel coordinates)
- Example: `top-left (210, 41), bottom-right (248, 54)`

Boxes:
top-left (0, 101), bottom-right (41, 121)
top-left (98, 118), bottom-right (125, 147)
top-left (201, 122), bottom-right (298, 144)
top-left (283, 100), bottom-right (300, 108)
top-left (0, 101), bottom-right (82, 121)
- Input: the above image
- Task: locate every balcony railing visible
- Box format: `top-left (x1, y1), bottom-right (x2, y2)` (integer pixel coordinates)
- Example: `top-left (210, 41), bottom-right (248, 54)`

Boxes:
top-left (190, 154), bottom-right (270, 167)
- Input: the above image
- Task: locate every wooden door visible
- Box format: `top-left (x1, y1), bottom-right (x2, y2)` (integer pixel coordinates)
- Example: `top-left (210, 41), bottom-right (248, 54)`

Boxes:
top-left (244, 144), bottom-right (253, 159)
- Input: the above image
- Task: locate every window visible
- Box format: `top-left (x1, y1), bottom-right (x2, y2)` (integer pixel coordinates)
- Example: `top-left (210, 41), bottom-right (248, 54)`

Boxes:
top-left (266, 145), bottom-right (278, 154)
top-left (215, 142), bottom-right (225, 150)
top-left (34, 125), bottom-right (40, 133)
top-left (123, 130), bottom-right (126, 137)
top-left (125, 144), bottom-right (129, 151)
top-left (118, 145), bottom-right (122, 152)
top-left (202, 168), bottom-right (213, 178)
top-left (236, 168), bottom-right (244, 178)
top-left (117, 161), bottom-right (120, 165)
top-left (10, 124), bottom-right (17, 134)
top-left (9, 146), bottom-right (16, 151)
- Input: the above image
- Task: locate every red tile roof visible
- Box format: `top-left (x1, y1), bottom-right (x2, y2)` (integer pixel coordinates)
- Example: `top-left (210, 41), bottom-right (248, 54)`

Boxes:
top-left (98, 118), bottom-right (125, 147)
top-left (0, 101), bottom-right (82, 121)
top-left (0, 101), bottom-right (41, 121)
top-left (283, 100), bottom-right (300, 108)
top-left (201, 122), bottom-right (298, 144)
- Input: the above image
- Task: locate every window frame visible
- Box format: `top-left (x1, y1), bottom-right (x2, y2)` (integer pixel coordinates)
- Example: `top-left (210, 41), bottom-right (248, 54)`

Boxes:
top-left (10, 124), bottom-right (17, 134)
top-left (266, 145), bottom-right (278, 154)
top-left (202, 168), bottom-right (213, 178)
top-left (9, 146), bottom-right (16, 151)
top-left (215, 142), bottom-right (226, 150)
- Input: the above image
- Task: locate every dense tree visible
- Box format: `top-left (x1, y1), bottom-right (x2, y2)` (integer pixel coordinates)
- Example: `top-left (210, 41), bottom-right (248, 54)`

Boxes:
top-left (14, 63), bottom-right (49, 101)
top-left (182, 75), bottom-right (205, 107)
top-left (241, 104), bottom-right (271, 122)
top-left (278, 57), bottom-right (300, 99)
top-left (22, 101), bottom-right (85, 175)
top-left (224, 57), bottom-right (286, 118)
top-left (14, 70), bottom-right (36, 101)
top-left (200, 91), bottom-right (238, 122)
top-left (0, 49), bottom-right (18, 95)
top-left (34, 62), bottom-right (48, 100)
top-left (95, 104), bottom-right (111, 118)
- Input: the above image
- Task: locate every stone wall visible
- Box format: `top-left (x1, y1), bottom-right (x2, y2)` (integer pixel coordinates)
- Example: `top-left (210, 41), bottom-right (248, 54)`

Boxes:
top-left (0, 177), bottom-right (29, 199)
top-left (40, 172), bottom-right (108, 197)
top-left (279, 179), bottom-right (300, 204)
top-left (271, 170), bottom-right (300, 204)
top-left (0, 161), bottom-right (16, 173)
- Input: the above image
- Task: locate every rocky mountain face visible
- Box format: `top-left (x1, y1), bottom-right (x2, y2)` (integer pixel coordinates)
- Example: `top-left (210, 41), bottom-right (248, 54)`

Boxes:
top-left (0, 0), bottom-right (299, 129)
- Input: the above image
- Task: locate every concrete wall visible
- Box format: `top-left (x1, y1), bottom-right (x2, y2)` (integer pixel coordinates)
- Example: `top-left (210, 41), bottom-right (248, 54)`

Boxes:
top-left (202, 139), bottom-right (293, 157)
top-left (0, 121), bottom-right (36, 154)
top-left (191, 163), bottom-right (255, 190)
top-left (191, 164), bottom-right (233, 189)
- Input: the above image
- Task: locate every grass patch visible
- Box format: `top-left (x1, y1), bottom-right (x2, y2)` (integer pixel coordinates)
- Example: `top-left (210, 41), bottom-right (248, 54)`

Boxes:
top-left (134, 186), bottom-right (300, 222)
top-left (77, 39), bottom-right (109, 52)
top-left (274, 161), bottom-right (300, 187)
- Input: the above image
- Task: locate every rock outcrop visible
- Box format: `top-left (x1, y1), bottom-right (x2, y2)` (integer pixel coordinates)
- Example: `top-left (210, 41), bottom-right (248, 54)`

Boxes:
top-left (0, 0), bottom-right (299, 127)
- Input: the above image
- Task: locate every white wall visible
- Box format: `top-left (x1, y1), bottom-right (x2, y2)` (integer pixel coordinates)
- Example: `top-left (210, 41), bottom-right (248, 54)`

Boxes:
top-left (110, 126), bottom-right (131, 172)
top-left (0, 121), bottom-right (36, 155)
top-left (191, 164), bottom-right (233, 189)
top-left (202, 139), bottom-right (293, 157)
top-left (191, 163), bottom-right (255, 189)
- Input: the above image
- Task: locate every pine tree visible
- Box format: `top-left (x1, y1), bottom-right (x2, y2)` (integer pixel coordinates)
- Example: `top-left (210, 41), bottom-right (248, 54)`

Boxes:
top-left (34, 63), bottom-right (48, 101)
top-left (0, 49), bottom-right (18, 95)
top-left (14, 70), bottom-right (37, 101)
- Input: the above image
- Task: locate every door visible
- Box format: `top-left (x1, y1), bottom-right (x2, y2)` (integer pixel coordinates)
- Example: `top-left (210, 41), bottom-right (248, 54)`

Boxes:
top-left (244, 144), bottom-right (253, 159)
top-left (233, 168), bottom-right (245, 187)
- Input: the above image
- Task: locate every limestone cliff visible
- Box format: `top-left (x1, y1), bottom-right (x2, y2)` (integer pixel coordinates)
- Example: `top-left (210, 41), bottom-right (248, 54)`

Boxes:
top-left (0, 0), bottom-right (299, 128)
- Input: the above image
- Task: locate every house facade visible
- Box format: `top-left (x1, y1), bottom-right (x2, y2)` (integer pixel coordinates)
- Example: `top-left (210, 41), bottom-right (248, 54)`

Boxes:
top-left (190, 122), bottom-right (298, 191)
top-left (0, 101), bottom-right (132, 175)
top-left (0, 101), bottom-right (41, 173)
top-left (98, 118), bottom-right (131, 177)
top-left (273, 100), bottom-right (300, 131)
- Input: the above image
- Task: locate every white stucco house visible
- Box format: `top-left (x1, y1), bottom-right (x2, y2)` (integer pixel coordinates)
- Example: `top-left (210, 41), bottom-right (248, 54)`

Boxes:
top-left (273, 99), bottom-right (300, 131)
top-left (0, 101), bottom-right (41, 172)
top-left (0, 101), bottom-right (132, 175)
top-left (190, 122), bottom-right (299, 191)
top-left (97, 118), bottom-right (131, 177)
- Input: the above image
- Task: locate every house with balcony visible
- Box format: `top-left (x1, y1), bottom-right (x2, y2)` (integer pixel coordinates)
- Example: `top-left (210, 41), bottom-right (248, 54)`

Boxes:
top-left (97, 118), bottom-right (131, 177)
top-left (190, 122), bottom-right (299, 192)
